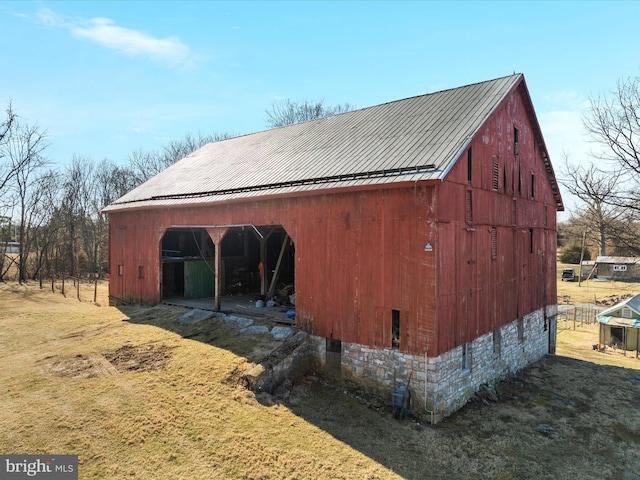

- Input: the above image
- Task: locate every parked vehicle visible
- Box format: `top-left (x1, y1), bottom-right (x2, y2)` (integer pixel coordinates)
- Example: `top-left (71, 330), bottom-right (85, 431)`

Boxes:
top-left (561, 268), bottom-right (576, 282)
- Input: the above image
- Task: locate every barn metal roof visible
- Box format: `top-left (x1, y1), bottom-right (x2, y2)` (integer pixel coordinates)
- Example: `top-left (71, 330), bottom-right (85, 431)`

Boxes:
top-left (597, 294), bottom-right (640, 327)
top-left (595, 256), bottom-right (640, 265)
top-left (105, 74), bottom-right (563, 212)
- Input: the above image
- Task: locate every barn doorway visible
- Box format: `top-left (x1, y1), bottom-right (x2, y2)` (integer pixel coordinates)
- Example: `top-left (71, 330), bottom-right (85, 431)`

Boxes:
top-left (161, 228), bottom-right (215, 300)
top-left (220, 225), bottom-right (295, 306)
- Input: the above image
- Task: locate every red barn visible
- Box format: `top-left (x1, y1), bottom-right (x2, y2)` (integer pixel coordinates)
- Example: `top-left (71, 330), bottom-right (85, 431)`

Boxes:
top-left (104, 74), bottom-right (563, 421)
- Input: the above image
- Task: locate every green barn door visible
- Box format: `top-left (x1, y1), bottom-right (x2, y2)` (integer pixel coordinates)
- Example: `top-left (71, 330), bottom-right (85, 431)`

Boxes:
top-left (184, 260), bottom-right (214, 298)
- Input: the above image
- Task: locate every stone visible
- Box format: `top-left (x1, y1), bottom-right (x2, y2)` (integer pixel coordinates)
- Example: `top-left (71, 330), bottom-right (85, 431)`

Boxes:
top-left (241, 325), bottom-right (269, 335)
top-left (271, 326), bottom-right (295, 341)
top-left (177, 309), bottom-right (213, 323)
top-left (236, 318), bottom-right (255, 329)
top-left (534, 424), bottom-right (557, 436)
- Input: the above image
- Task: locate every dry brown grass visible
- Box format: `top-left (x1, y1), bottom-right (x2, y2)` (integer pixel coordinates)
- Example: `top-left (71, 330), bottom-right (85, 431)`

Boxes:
top-left (1, 281), bottom-right (639, 479)
top-left (556, 262), bottom-right (640, 305)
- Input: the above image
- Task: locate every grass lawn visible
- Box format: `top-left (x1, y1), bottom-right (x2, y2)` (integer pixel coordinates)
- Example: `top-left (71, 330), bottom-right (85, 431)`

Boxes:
top-left (1, 281), bottom-right (639, 479)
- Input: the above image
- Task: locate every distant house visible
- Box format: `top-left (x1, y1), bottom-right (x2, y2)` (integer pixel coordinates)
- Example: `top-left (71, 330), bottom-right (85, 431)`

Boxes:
top-left (594, 256), bottom-right (640, 282)
top-left (2, 242), bottom-right (19, 254)
top-left (597, 294), bottom-right (640, 356)
top-left (104, 74), bottom-right (563, 422)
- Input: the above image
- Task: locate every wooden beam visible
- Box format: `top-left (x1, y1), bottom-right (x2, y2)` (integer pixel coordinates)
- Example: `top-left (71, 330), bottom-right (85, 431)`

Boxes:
top-left (267, 233), bottom-right (289, 299)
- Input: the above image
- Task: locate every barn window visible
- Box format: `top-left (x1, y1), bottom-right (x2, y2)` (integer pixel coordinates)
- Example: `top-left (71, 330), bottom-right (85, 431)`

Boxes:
top-left (491, 227), bottom-right (497, 259)
top-left (461, 343), bottom-right (471, 371)
top-left (493, 329), bottom-right (502, 356)
top-left (117, 264), bottom-right (123, 276)
top-left (622, 307), bottom-right (632, 319)
top-left (503, 166), bottom-right (508, 192)
top-left (138, 266), bottom-right (144, 279)
top-left (514, 127), bottom-right (519, 155)
top-left (613, 265), bottom-right (627, 272)
top-left (517, 318), bottom-right (524, 343)
top-left (492, 156), bottom-right (499, 191)
top-left (529, 229), bottom-right (534, 254)
top-left (544, 205), bottom-right (548, 227)
top-left (392, 310), bottom-right (400, 349)
top-left (465, 190), bottom-right (473, 224)
top-left (518, 170), bottom-right (522, 196)
top-left (531, 173), bottom-right (535, 198)
top-left (467, 147), bottom-right (472, 184)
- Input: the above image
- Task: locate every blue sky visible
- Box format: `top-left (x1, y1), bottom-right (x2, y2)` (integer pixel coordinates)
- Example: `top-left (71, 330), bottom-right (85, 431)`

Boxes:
top-left (2, 1), bottom-right (640, 217)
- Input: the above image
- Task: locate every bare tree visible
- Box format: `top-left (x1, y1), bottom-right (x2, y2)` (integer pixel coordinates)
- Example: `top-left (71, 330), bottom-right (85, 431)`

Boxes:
top-left (0, 115), bottom-right (48, 282)
top-left (583, 76), bottom-right (640, 212)
top-left (265, 99), bottom-right (354, 128)
top-left (0, 103), bottom-right (18, 207)
top-left (561, 155), bottom-right (625, 256)
top-left (128, 131), bottom-right (232, 184)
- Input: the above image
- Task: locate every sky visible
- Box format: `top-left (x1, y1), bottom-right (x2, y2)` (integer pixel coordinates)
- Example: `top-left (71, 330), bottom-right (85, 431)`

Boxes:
top-left (2, 1), bottom-right (640, 219)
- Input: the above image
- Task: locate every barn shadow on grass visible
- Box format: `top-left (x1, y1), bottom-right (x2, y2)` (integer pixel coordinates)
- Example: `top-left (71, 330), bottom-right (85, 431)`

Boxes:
top-left (117, 302), bottom-right (436, 478)
top-left (117, 302), bottom-right (291, 366)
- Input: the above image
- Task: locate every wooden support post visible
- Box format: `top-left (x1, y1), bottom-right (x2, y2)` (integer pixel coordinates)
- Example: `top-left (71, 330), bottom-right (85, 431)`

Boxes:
top-left (252, 227), bottom-right (274, 297)
top-left (268, 233), bottom-right (289, 299)
top-left (206, 228), bottom-right (228, 313)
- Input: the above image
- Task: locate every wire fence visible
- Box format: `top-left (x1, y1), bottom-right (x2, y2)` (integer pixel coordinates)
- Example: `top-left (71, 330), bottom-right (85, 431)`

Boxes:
top-left (557, 303), bottom-right (606, 331)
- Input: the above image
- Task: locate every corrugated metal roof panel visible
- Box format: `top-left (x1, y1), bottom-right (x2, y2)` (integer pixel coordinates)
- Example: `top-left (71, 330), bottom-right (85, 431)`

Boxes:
top-left (105, 74), bottom-right (529, 212)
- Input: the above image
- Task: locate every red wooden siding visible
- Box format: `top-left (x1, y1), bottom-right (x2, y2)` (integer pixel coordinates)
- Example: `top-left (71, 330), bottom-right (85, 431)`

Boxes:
top-left (109, 186), bottom-right (439, 354)
top-left (433, 83), bottom-right (557, 355)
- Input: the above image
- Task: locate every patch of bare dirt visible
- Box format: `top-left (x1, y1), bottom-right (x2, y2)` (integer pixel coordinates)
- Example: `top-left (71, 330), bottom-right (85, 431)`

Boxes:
top-left (39, 344), bottom-right (174, 378)
top-left (103, 344), bottom-right (174, 372)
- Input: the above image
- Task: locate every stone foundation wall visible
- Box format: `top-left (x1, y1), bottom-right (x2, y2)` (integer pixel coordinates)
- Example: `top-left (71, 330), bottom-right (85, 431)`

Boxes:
top-left (308, 306), bottom-right (556, 423)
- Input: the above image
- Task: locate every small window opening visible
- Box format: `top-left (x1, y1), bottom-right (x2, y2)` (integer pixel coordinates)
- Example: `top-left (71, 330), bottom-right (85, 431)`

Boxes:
top-left (529, 228), bottom-right (534, 254)
top-left (512, 199), bottom-right (517, 226)
top-left (467, 147), bottom-right (472, 184)
top-left (544, 205), bottom-right (548, 227)
top-left (622, 307), bottom-right (633, 319)
top-left (138, 266), bottom-right (144, 279)
top-left (517, 318), bottom-right (524, 343)
top-left (531, 173), bottom-right (535, 198)
top-left (392, 310), bottom-right (400, 349)
top-left (491, 227), bottom-right (497, 259)
top-left (503, 166), bottom-right (508, 192)
top-left (492, 156), bottom-right (499, 191)
top-left (117, 264), bottom-right (124, 276)
top-left (461, 343), bottom-right (471, 370)
top-left (514, 127), bottom-right (519, 155)
top-left (493, 329), bottom-right (502, 356)
top-left (518, 170), bottom-right (522, 196)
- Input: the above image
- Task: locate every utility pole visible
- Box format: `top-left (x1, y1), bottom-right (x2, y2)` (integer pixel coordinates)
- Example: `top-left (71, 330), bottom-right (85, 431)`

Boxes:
top-left (578, 231), bottom-right (586, 287)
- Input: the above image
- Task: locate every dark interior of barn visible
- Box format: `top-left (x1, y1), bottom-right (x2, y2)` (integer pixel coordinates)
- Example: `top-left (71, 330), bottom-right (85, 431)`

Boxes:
top-left (160, 226), bottom-right (295, 306)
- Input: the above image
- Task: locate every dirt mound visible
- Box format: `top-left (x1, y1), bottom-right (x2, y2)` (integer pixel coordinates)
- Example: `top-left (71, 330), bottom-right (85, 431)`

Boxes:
top-left (40, 344), bottom-right (173, 378)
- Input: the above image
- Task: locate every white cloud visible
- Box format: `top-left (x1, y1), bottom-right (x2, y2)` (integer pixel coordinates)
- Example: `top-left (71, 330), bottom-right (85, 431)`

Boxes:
top-left (544, 89), bottom-right (590, 110)
top-left (36, 8), bottom-right (194, 69)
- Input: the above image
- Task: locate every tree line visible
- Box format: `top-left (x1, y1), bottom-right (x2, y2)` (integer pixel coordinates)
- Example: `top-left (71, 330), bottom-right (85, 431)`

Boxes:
top-left (0, 99), bottom-right (352, 283)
